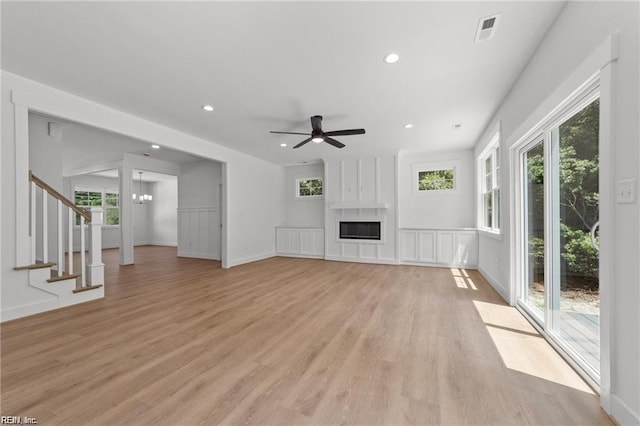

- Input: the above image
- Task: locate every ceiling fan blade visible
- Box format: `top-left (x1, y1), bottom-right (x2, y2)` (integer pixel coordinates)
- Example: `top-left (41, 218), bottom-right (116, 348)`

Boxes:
top-left (324, 137), bottom-right (345, 149)
top-left (293, 137), bottom-right (313, 149)
top-left (270, 131), bottom-right (311, 136)
top-left (311, 115), bottom-right (323, 132)
top-left (324, 129), bottom-right (366, 137)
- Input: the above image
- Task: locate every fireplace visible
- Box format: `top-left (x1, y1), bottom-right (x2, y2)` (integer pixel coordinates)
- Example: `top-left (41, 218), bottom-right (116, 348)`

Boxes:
top-left (339, 221), bottom-right (381, 240)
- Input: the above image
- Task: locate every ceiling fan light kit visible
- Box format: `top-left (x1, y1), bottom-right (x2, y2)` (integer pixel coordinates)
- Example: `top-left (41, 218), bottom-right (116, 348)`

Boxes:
top-left (270, 115), bottom-right (365, 149)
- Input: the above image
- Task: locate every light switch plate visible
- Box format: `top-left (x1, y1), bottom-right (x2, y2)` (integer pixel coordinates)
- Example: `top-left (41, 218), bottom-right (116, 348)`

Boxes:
top-left (617, 178), bottom-right (636, 204)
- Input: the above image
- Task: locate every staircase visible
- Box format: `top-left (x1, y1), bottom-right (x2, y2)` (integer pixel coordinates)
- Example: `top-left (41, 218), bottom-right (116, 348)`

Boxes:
top-left (10, 171), bottom-right (105, 319)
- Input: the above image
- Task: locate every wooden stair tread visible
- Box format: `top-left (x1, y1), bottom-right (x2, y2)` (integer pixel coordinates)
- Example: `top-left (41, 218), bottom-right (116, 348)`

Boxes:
top-left (14, 262), bottom-right (56, 271)
top-left (47, 274), bottom-right (81, 283)
top-left (72, 284), bottom-right (103, 294)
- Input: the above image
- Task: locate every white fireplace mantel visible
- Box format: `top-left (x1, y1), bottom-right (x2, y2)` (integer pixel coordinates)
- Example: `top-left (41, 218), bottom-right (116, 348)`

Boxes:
top-left (328, 202), bottom-right (388, 210)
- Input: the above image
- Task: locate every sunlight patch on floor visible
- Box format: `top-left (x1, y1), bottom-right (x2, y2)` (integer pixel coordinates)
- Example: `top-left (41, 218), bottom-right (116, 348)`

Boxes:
top-left (450, 268), bottom-right (478, 290)
top-left (472, 300), bottom-right (594, 394)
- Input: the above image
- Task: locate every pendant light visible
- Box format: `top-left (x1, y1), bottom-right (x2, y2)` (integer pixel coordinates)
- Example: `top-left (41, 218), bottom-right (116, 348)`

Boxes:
top-left (132, 171), bottom-right (152, 204)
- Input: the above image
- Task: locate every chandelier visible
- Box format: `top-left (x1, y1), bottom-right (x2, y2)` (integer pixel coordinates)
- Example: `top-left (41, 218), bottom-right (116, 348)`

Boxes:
top-left (132, 171), bottom-right (153, 204)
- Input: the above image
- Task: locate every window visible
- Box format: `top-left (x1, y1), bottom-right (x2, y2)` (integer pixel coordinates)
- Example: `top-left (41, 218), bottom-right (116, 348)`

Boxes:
top-left (417, 169), bottom-right (455, 191)
top-left (296, 178), bottom-right (323, 198)
top-left (74, 187), bottom-right (119, 226)
top-left (479, 134), bottom-right (500, 233)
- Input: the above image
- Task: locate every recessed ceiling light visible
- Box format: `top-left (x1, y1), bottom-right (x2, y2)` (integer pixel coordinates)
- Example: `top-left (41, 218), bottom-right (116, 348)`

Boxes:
top-left (151, 144), bottom-right (160, 149)
top-left (280, 143), bottom-right (287, 147)
top-left (384, 53), bottom-right (400, 64)
top-left (404, 124), bottom-right (414, 129)
top-left (202, 105), bottom-right (214, 112)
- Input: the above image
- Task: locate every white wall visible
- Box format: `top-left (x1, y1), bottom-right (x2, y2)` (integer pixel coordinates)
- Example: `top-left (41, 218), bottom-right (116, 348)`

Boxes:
top-left (150, 178), bottom-right (177, 246)
top-left (473, 1), bottom-right (639, 422)
top-left (178, 160), bottom-right (221, 208)
top-left (282, 163), bottom-right (324, 228)
top-left (398, 148), bottom-right (475, 229)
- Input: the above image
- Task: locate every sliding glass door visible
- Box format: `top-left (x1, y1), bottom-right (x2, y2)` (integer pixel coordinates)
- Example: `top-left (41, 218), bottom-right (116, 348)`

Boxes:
top-left (522, 139), bottom-right (545, 321)
top-left (516, 92), bottom-right (601, 383)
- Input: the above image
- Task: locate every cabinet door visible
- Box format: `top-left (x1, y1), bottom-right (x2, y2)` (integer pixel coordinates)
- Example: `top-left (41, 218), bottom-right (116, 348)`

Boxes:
top-left (456, 231), bottom-right (478, 267)
top-left (276, 228), bottom-right (290, 254)
top-left (400, 230), bottom-right (418, 261)
top-left (436, 231), bottom-right (455, 264)
top-left (311, 229), bottom-right (325, 256)
top-left (359, 157), bottom-right (377, 203)
top-left (418, 231), bottom-right (436, 263)
top-left (288, 229), bottom-right (300, 254)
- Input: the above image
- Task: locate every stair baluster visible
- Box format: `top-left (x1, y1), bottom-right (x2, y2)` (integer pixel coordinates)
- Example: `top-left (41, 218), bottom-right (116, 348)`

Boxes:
top-left (80, 215), bottom-right (86, 287)
top-left (57, 200), bottom-right (64, 277)
top-left (30, 181), bottom-right (36, 265)
top-left (42, 188), bottom-right (48, 263)
top-left (68, 209), bottom-right (74, 275)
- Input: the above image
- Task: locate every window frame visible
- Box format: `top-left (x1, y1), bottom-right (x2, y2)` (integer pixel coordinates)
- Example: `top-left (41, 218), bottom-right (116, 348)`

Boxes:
top-left (295, 177), bottom-right (324, 199)
top-left (73, 185), bottom-right (120, 227)
top-left (412, 162), bottom-right (459, 194)
top-left (478, 133), bottom-right (501, 236)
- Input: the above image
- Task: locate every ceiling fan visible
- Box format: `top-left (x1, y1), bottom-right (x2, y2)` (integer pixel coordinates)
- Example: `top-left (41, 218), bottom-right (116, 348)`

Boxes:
top-left (270, 115), bottom-right (365, 149)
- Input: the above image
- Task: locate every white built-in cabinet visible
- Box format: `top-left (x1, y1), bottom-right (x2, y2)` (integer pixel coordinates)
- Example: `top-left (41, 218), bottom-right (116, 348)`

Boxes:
top-left (177, 207), bottom-right (220, 260)
top-left (399, 229), bottom-right (477, 267)
top-left (276, 227), bottom-right (324, 258)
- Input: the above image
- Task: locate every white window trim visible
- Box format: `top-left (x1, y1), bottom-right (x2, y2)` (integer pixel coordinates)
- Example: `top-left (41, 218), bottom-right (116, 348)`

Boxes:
top-left (411, 161), bottom-right (459, 194)
top-left (477, 132), bottom-right (501, 237)
top-left (73, 185), bottom-right (120, 228)
top-left (295, 177), bottom-right (324, 199)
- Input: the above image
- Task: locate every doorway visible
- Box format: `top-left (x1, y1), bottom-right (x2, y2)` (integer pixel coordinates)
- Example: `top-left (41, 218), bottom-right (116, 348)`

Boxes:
top-left (515, 88), bottom-right (601, 384)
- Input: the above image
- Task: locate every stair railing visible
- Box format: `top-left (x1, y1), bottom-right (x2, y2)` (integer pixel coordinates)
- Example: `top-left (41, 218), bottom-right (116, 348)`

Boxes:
top-left (29, 171), bottom-right (104, 290)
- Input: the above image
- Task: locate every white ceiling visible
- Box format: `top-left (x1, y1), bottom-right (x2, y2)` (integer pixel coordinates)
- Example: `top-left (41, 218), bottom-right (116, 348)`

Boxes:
top-left (2, 1), bottom-right (565, 165)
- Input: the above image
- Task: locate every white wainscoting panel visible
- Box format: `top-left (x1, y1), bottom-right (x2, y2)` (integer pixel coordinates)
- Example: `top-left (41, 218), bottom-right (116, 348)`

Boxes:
top-left (400, 228), bottom-right (478, 268)
top-left (418, 231), bottom-right (437, 263)
top-left (178, 207), bottom-right (220, 260)
top-left (276, 227), bottom-right (324, 258)
top-left (456, 231), bottom-right (478, 267)
top-left (401, 230), bottom-right (419, 262)
top-left (436, 231), bottom-right (456, 264)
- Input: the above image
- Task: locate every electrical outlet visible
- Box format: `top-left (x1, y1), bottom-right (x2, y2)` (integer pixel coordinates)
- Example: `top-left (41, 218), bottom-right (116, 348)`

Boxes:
top-left (617, 179), bottom-right (636, 204)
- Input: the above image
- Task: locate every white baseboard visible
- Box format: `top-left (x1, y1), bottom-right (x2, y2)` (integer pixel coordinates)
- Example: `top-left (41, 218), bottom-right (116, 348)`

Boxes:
top-left (324, 255), bottom-right (398, 266)
top-left (1, 298), bottom-right (59, 323)
top-left (226, 252), bottom-right (275, 268)
top-left (477, 265), bottom-right (510, 304)
top-left (611, 394), bottom-right (640, 426)
top-left (400, 260), bottom-right (477, 269)
top-left (177, 251), bottom-right (220, 261)
top-left (147, 242), bottom-right (177, 247)
top-left (276, 253), bottom-right (324, 260)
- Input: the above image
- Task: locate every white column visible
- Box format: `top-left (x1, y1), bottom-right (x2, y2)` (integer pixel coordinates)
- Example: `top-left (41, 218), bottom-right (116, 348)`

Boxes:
top-left (118, 165), bottom-right (134, 265)
top-left (86, 207), bottom-right (104, 287)
top-left (14, 102), bottom-right (31, 266)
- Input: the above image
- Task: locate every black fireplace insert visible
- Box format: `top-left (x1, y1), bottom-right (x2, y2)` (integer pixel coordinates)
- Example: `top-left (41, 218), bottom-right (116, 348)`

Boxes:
top-left (339, 221), bottom-right (381, 240)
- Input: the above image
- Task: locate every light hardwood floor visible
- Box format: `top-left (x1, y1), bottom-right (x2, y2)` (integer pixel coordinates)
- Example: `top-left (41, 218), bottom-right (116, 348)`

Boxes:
top-left (1, 246), bottom-right (610, 425)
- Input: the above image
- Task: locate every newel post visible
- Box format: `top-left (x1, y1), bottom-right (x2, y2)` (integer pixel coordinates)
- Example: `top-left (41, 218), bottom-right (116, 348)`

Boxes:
top-left (87, 207), bottom-right (104, 286)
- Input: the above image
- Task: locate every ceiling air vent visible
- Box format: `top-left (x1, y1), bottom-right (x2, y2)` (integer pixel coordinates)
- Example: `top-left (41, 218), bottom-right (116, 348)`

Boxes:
top-left (475, 13), bottom-right (501, 43)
